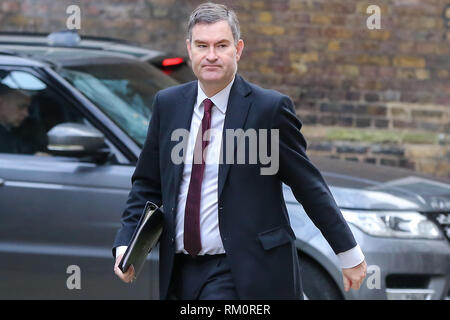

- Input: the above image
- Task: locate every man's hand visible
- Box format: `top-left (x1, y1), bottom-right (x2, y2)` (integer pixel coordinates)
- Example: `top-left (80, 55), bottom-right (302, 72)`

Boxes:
top-left (342, 260), bottom-right (367, 291)
top-left (114, 253), bottom-right (136, 283)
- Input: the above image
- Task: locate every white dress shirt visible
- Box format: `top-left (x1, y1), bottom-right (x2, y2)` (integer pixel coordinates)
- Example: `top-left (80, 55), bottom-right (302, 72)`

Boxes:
top-left (116, 75), bottom-right (365, 268)
top-left (173, 76), bottom-right (235, 255)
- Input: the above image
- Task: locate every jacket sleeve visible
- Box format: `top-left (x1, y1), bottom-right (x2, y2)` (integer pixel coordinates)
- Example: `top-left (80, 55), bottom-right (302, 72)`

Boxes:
top-left (273, 95), bottom-right (357, 254)
top-left (112, 93), bottom-right (163, 257)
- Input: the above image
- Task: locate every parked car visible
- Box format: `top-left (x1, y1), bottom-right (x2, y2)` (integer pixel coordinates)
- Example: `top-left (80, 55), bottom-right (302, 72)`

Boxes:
top-left (0, 38), bottom-right (449, 300)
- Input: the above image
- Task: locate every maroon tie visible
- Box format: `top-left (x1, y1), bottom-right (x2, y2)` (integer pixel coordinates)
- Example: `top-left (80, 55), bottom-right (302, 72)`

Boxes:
top-left (184, 98), bottom-right (213, 256)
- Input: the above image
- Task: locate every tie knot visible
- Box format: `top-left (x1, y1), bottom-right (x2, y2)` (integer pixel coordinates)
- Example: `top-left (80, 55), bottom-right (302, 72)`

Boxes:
top-left (203, 98), bottom-right (213, 113)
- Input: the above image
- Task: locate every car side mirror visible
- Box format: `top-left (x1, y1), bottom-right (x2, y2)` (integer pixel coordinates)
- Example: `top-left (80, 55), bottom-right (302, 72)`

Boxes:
top-left (47, 122), bottom-right (110, 162)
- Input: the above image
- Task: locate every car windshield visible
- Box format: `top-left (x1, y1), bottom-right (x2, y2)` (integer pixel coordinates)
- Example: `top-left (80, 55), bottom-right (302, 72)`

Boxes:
top-left (59, 60), bottom-right (179, 147)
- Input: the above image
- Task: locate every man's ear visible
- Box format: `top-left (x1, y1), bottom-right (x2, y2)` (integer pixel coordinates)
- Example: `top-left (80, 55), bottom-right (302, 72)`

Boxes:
top-left (186, 39), bottom-right (192, 61)
top-left (236, 39), bottom-right (244, 62)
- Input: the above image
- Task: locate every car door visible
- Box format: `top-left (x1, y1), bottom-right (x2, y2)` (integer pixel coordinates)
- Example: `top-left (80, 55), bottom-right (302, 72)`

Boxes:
top-left (0, 67), bottom-right (158, 299)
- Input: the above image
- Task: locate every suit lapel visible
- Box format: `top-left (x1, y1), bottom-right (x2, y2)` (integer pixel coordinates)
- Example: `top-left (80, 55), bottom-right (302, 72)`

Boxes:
top-left (218, 74), bottom-right (253, 200)
top-left (171, 81), bottom-right (197, 209)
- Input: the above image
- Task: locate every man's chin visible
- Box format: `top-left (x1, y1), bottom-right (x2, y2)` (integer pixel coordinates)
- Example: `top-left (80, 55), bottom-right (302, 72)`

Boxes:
top-left (199, 72), bottom-right (234, 86)
top-left (200, 75), bottom-right (223, 83)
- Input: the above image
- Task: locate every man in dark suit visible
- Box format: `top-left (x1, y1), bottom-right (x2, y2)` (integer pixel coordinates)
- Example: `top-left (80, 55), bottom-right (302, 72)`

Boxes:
top-left (113, 2), bottom-right (367, 299)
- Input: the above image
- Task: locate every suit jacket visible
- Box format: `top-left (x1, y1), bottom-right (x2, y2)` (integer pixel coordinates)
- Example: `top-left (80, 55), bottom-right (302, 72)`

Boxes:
top-left (113, 74), bottom-right (357, 299)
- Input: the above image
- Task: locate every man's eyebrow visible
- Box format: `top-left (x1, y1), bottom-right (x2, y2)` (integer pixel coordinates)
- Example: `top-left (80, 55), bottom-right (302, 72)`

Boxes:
top-left (194, 39), bottom-right (231, 44)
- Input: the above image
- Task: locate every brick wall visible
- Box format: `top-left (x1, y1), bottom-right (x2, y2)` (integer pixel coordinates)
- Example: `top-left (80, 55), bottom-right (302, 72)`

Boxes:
top-left (1, 0), bottom-right (449, 178)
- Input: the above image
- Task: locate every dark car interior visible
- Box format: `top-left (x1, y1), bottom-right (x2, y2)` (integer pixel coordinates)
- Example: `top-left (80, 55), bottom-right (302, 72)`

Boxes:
top-left (0, 70), bottom-right (85, 155)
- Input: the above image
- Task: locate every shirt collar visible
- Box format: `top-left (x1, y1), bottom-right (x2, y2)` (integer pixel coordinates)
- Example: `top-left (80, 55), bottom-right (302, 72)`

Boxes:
top-left (196, 75), bottom-right (235, 114)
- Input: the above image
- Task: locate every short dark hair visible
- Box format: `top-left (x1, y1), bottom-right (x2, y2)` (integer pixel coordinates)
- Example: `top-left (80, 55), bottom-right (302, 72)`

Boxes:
top-left (187, 2), bottom-right (241, 45)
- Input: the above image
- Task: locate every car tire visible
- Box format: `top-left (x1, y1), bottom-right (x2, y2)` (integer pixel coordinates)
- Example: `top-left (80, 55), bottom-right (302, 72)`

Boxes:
top-left (299, 253), bottom-right (343, 300)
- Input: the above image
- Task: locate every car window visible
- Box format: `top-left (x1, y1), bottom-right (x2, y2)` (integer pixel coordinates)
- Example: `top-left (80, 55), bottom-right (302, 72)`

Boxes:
top-left (59, 61), bottom-right (178, 147)
top-left (0, 69), bottom-right (85, 156)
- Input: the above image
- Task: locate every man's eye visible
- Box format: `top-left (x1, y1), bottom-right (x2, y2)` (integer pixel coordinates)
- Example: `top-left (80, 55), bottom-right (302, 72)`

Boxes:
top-left (197, 44), bottom-right (207, 48)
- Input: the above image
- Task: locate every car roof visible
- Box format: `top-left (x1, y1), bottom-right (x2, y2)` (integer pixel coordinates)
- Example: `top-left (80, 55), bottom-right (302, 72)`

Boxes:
top-left (0, 32), bottom-right (164, 58)
top-left (0, 52), bottom-right (47, 67)
top-left (0, 32), bottom-right (166, 67)
top-left (0, 44), bottom-right (149, 67)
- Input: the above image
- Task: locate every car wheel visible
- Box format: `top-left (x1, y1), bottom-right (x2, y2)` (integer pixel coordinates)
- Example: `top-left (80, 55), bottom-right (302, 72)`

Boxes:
top-left (299, 253), bottom-right (343, 300)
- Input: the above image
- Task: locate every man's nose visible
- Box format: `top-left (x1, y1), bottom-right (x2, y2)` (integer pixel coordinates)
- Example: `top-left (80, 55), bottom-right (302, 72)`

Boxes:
top-left (206, 46), bottom-right (218, 61)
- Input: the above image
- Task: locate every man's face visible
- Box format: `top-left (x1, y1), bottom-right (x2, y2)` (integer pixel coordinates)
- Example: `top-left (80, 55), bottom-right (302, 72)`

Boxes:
top-left (0, 93), bottom-right (31, 127)
top-left (187, 20), bottom-right (244, 88)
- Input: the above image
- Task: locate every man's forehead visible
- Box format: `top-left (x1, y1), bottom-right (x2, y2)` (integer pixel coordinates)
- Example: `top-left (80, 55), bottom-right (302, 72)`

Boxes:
top-left (191, 20), bottom-right (234, 41)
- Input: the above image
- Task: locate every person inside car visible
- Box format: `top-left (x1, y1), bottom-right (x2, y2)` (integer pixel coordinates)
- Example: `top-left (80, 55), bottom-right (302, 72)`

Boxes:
top-left (0, 84), bottom-right (46, 155)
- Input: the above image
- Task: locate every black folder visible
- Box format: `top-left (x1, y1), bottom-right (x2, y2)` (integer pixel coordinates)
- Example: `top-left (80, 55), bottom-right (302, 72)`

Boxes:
top-left (119, 201), bottom-right (164, 279)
